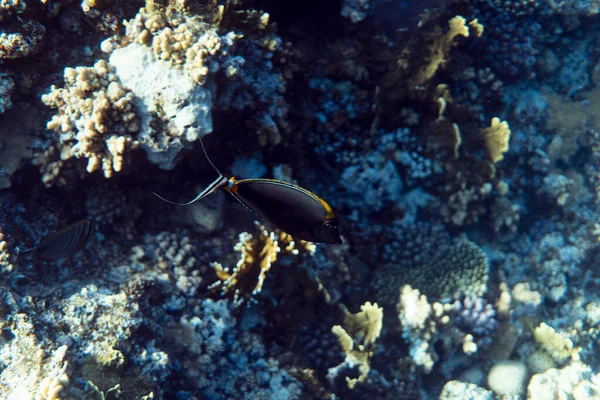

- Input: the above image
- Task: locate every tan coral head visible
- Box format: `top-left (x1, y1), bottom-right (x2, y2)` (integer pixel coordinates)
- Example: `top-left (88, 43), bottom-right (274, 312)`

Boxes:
top-left (153, 138), bottom-right (342, 244)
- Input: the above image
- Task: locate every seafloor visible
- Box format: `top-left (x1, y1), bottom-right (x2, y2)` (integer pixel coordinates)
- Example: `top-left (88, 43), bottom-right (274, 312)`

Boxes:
top-left (1, 0), bottom-right (599, 399)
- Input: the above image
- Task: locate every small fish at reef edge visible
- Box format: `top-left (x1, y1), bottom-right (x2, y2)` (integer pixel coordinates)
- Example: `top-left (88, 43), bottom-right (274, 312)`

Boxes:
top-left (154, 139), bottom-right (342, 244)
top-left (16, 219), bottom-right (94, 261)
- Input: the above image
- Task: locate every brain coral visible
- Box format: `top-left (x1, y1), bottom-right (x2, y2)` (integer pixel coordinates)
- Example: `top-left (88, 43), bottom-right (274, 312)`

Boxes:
top-left (376, 238), bottom-right (489, 304)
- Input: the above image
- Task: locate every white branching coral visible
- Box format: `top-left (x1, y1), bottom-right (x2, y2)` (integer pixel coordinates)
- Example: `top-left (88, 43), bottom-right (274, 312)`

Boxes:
top-left (533, 322), bottom-right (581, 365)
top-left (40, 59), bottom-right (139, 184)
top-left (398, 285), bottom-right (438, 372)
top-left (396, 285), bottom-right (489, 373)
top-left (108, 42), bottom-right (213, 169)
top-left (98, 0), bottom-right (242, 169)
top-left (121, 0), bottom-right (240, 85)
top-left (0, 230), bottom-right (14, 273)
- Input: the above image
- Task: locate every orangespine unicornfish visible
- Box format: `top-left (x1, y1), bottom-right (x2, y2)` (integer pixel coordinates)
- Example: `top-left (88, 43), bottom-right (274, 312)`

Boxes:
top-left (153, 139), bottom-right (343, 244)
top-left (16, 219), bottom-right (94, 261)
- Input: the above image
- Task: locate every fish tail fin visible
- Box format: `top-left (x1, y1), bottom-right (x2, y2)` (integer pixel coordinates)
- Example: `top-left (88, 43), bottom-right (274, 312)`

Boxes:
top-left (199, 135), bottom-right (227, 177)
top-left (153, 174), bottom-right (229, 206)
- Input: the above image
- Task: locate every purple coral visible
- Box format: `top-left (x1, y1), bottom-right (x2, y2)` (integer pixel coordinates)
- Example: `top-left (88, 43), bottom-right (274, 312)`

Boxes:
top-left (471, 9), bottom-right (541, 78)
top-left (296, 322), bottom-right (345, 372)
top-left (455, 296), bottom-right (498, 336)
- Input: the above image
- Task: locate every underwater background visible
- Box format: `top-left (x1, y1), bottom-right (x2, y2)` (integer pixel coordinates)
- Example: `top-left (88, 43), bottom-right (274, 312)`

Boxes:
top-left (1, 0), bottom-right (600, 399)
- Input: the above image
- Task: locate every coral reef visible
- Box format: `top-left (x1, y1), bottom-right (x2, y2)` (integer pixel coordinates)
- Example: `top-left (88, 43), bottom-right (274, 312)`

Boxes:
top-left (1, 0), bottom-right (600, 398)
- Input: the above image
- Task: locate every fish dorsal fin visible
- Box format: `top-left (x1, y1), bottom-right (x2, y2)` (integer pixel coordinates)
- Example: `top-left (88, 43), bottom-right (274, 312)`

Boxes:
top-left (200, 135), bottom-right (226, 177)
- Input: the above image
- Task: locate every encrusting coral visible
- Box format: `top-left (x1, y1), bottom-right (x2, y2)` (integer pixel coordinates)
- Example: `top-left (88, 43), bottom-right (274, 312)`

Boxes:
top-left (327, 301), bottom-right (383, 389)
top-left (209, 222), bottom-right (316, 306)
top-left (0, 314), bottom-right (69, 400)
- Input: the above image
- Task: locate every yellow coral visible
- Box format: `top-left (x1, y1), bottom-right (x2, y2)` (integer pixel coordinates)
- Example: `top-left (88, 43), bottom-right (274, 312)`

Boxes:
top-left (482, 117), bottom-right (511, 163)
top-left (468, 19), bottom-right (484, 37)
top-left (330, 302), bottom-right (383, 389)
top-left (534, 322), bottom-right (581, 364)
top-left (209, 222), bottom-right (315, 306)
top-left (415, 15), bottom-right (476, 85)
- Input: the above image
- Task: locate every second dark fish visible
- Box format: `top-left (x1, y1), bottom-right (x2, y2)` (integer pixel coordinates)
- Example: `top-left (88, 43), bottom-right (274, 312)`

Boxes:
top-left (18, 219), bottom-right (94, 261)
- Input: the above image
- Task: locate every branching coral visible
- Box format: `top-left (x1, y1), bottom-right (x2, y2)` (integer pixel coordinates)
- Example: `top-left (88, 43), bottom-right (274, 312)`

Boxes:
top-left (533, 322), bottom-right (581, 366)
top-left (396, 285), bottom-right (493, 374)
top-left (121, 0), bottom-right (235, 84)
top-left (380, 15), bottom-right (483, 104)
top-left (85, 182), bottom-right (143, 239)
top-left (0, 18), bottom-right (45, 59)
top-left (108, 42), bottom-right (213, 169)
top-left (168, 298), bottom-right (303, 399)
top-left (209, 222), bottom-right (316, 306)
top-left (327, 302), bottom-right (383, 389)
top-left (527, 361), bottom-right (600, 400)
top-left (143, 230), bottom-right (201, 297)
top-left (40, 60), bottom-right (139, 184)
top-left (0, 230), bottom-right (13, 274)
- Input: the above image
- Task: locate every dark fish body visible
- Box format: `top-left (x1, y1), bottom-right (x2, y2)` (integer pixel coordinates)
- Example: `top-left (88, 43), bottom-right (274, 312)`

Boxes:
top-left (153, 139), bottom-right (342, 244)
top-left (36, 219), bottom-right (94, 261)
top-left (228, 179), bottom-right (341, 244)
